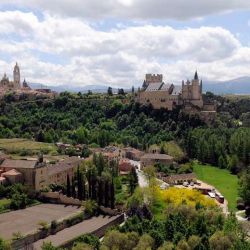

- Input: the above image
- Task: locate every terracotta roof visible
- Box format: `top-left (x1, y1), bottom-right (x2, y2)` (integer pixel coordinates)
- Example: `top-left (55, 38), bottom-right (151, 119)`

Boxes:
top-left (0, 159), bottom-right (37, 169)
top-left (119, 160), bottom-right (133, 172)
top-left (0, 176), bottom-right (6, 181)
top-left (141, 153), bottom-right (174, 160)
top-left (48, 157), bottom-right (83, 176)
top-left (2, 169), bottom-right (22, 176)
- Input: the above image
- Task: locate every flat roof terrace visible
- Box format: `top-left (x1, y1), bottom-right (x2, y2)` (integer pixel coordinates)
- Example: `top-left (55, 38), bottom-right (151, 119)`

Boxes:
top-left (0, 203), bottom-right (81, 239)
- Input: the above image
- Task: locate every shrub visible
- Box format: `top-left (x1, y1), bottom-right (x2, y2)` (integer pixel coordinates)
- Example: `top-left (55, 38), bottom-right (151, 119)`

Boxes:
top-left (50, 220), bottom-right (57, 230)
top-left (12, 232), bottom-right (24, 241)
top-left (10, 193), bottom-right (29, 210)
top-left (84, 200), bottom-right (98, 216)
top-left (38, 221), bottom-right (49, 230)
top-left (75, 234), bottom-right (100, 249)
top-left (66, 213), bottom-right (84, 227)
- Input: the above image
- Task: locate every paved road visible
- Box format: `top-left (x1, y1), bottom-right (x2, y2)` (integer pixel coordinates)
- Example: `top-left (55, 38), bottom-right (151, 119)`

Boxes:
top-left (33, 215), bottom-right (120, 249)
top-left (0, 204), bottom-right (81, 239)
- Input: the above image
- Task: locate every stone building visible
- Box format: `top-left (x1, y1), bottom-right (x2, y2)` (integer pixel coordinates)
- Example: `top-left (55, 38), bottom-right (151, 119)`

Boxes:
top-left (136, 71), bottom-right (216, 114)
top-left (0, 156), bottom-right (83, 191)
top-left (0, 63), bottom-right (21, 90)
top-left (140, 153), bottom-right (174, 168)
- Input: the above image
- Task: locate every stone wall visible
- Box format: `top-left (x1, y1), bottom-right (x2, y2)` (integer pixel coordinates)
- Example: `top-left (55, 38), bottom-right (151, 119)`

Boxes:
top-left (11, 212), bottom-right (88, 250)
top-left (61, 214), bottom-right (125, 249)
top-left (40, 192), bottom-right (82, 206)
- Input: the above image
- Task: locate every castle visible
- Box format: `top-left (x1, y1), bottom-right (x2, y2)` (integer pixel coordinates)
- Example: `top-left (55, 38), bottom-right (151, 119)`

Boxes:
top-left (137, 72), bottom-right (216, 118)
top-left (0, 62), bottom-right (31, 91)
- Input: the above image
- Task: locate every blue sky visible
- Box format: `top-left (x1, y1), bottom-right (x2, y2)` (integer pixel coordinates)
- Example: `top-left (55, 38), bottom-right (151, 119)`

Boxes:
top-left (0, 0), bottom-right (249, 87)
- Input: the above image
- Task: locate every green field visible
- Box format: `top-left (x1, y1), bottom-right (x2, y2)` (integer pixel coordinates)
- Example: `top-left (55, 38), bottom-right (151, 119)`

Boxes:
top-left (0, 138), bottom-right (57, 155)
top-left (193, 163), bottom-right (239, 212)
top-left (0, 199), bottom-right (11, 213)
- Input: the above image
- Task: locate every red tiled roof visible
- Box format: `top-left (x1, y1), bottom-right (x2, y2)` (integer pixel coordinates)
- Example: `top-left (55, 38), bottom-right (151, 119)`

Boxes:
top-left (2, 169), bottom-right (22, 176)
top-left (119, 161), bottom-right (133, 172)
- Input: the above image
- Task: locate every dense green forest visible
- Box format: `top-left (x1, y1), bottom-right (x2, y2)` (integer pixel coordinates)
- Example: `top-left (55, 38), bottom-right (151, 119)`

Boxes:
top-left (0, 92), bottom-right (204, 148)
top-left (0, 92), bottom-right (249, 173)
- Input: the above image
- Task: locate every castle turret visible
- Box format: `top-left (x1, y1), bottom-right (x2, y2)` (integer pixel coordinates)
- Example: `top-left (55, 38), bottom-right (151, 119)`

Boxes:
top-left (13, 62), bottom-right (20, 88)
top-left (194, 70), bottom-right (198, 80)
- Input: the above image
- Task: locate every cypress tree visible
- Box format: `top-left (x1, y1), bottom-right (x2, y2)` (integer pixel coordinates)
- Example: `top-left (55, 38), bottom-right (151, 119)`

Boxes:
top-left (97, 178), bottom-right (103, 206)
top-left (110, 179), bottom-right (115, 209)
top-left (78, 172), bottom-right (83, 200)
top-left (129, 167), bottom-right (138, 194)
top-left (86, 169), bottom-right (92, 199)
top-left (82, 174), bottom-right (86, 200)
top-left (77, 166), bottom-right (83, 200)
top-left (104, 180), bottom-right (109, 207)
top-left (66, 174), bottom-right (71, 197)
top-left (71, 177), bottom-right (76, 198)
top-left (91, 175), bottom-right (97, 200)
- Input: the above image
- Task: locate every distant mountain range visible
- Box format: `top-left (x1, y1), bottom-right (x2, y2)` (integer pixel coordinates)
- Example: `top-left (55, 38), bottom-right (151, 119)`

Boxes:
top-left (29, 83), bottom-right (119, 93)
top-left (203, 76), bottom-right (250, 94)
top-left (29, 76), bottom-right (250, 95)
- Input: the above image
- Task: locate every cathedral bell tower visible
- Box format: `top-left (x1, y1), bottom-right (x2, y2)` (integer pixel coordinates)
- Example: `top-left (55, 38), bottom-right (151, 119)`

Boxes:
top-left (13, 62), bottom-right (20, 88)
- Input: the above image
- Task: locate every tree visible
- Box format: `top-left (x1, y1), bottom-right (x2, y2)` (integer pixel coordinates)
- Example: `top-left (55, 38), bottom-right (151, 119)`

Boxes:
top-left (97, 178), bottom-right (104, 206)
top-left (66, 175), bottom-right (71, 197)
top-left (84, 200), bottom-right (98, 216)
top-left (143, 165), bottom-right (156, 182)
top-left (75, 234), bottom-right (100, 249)
top-left (129, 167), bottom-right (138, 194)
top-left (134, 234), bottom-right (154, 250)
top-left (157, 242), bottom-right (174, 250)
top-left (104, 180), bottom-right (110, 207)
top-left (81, 145), bottom-right (91, 158)
top-left (71, 176), bottom-right (76, 198)
top-left (107, 87), bottom-right (113, 96)
top-left (218, 155), bottom-right (227, 169)
top-left (118, 88), bottom-right (125, 95)
top-left (187, 235), bottom-right (201, 250)
top-left (239, 170), bottom-right (250, 206)
top-left (132, 86), bottom-right (135, 94)
top-left (209, 231), bottom-right (232, 250)
top-left (10, 193), bottom-right (29, 209)
top-left (176, 240), bottom-right (190, 250)
top-left (110, 179), bottom-right (115, 209)
top-left (72, 242), bottom-right (93, 250)
top-left (77, 167), bottom-right (83, 200)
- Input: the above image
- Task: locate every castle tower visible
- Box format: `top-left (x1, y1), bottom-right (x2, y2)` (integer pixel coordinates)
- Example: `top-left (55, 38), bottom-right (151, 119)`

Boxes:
top-left (191, 71), bottom-right (201, 100)
top-left (181, 71), bottom-right (203, 108)
top-left (13, 62), bottom-right (20, 88)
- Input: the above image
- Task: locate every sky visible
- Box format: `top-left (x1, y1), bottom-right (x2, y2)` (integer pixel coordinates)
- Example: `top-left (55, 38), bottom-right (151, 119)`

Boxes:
top-left (0, 0), bottom-right (250, 88)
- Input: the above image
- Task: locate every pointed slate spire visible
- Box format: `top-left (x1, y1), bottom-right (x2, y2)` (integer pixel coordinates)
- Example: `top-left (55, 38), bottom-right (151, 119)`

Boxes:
top-left (194, 70), bottom-right (199, 80)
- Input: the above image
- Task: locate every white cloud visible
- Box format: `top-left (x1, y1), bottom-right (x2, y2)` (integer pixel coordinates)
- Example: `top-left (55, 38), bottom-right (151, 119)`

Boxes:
top-left (0, 10), bottom-right (249, 87)
top-left (2, 0), bottom-right (250, 20)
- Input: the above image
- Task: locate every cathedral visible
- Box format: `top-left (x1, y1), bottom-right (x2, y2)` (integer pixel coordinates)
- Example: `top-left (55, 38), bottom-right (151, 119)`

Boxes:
top-left (0, 63), bottom-right (30, 91)
top-left (136, 71), bottom-right (215, 114)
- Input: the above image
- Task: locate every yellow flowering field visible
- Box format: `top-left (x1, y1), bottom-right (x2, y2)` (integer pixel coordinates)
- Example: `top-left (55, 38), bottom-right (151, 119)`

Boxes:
top-left (159, 187), bottom-right (216, 208)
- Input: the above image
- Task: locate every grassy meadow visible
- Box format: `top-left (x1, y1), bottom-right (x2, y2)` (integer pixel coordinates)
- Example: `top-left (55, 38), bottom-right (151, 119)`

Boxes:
top-left (193, 163), bottom-right (239, 211)
top-left (0, 138), bottom-right (57, 156)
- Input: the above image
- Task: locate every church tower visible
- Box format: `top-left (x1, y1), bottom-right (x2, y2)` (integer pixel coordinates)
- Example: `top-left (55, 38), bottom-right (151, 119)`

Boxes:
top-left (13, 62), bottom-right (20, 88)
